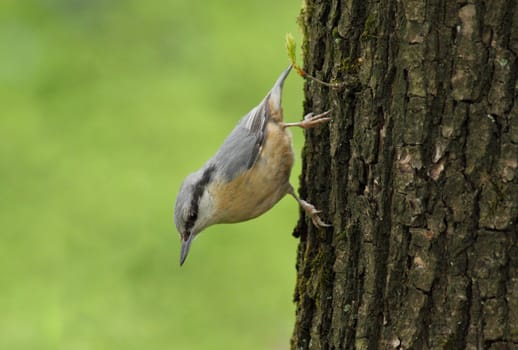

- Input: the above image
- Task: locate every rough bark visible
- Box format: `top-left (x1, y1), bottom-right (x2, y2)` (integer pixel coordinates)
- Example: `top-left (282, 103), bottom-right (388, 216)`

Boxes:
top-left (291, 0), bottom-right (518, 349)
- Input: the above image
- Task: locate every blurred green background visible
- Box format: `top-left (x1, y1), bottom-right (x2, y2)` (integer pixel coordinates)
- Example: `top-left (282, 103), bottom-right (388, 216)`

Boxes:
top-left (0, 1), bottom-right (306, 349)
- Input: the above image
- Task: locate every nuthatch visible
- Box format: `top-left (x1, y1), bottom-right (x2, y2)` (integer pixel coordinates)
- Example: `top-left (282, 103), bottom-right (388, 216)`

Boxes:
top-left (174, 65), bottom-right (331, 265)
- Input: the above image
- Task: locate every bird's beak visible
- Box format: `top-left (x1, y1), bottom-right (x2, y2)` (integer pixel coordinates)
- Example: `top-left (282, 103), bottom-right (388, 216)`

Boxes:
top-left (180, 233), bottom-right (194, 266)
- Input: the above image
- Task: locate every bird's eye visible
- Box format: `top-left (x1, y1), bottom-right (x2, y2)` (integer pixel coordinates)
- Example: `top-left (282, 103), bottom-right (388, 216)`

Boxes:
top-left (184, 209), bottom-right (198, 232)
top-left (186, 209), bottom-right (198, 224)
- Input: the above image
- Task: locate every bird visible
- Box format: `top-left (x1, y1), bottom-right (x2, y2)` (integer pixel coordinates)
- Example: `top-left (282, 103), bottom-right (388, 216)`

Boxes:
top-left (174, 65), bottom-right (331, 265)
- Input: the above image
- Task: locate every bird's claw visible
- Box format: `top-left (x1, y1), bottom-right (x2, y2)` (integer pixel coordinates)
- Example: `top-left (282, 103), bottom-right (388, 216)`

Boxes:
top-left (300, 199), bottom-right (332, 228)
top-left (300, 110), bottom-right (332, 129)
top-left (304, 109), bottom-right (331, 120)
top-left (311, 215), bottom-right (332, 228)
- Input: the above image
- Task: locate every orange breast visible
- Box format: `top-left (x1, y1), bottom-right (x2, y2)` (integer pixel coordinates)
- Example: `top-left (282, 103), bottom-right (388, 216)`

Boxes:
top-left (210, 122), bottom-right (294, 223)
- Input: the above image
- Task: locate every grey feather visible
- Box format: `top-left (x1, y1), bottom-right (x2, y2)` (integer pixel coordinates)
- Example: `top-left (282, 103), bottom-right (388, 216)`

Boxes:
top-left (210, 103), bottom-right (268, 181)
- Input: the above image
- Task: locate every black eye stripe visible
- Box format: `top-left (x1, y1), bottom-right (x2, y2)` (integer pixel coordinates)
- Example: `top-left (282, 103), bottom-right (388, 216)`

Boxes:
top-left (184, 165), bottom-right (216, 233)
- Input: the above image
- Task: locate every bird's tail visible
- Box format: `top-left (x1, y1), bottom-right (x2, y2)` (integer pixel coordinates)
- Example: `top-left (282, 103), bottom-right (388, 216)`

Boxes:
top-left (268, 65), bottom-right (292, 111)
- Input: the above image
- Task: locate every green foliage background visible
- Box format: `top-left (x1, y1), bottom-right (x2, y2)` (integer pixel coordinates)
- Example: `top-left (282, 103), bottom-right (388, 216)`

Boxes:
top-left (0, 1), bottom-right (305, 349)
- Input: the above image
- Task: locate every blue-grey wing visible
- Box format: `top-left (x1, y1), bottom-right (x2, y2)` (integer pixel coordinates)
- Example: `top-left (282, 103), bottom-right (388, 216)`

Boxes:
top-left (210, 101), bottom-right (269, 181)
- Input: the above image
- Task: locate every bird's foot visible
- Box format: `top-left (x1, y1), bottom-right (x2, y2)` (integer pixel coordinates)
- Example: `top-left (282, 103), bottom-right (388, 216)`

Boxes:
top-left (282, 110), bottom-right (332, 129)
top-left (299, 199), bottom-right (332, 228)
top-left (300, 110), bottom-right (332, 129)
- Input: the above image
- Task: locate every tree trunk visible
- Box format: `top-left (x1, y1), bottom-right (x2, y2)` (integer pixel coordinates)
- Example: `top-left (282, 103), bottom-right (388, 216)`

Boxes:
top-left (291, 1), bottom-right (517, 349)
